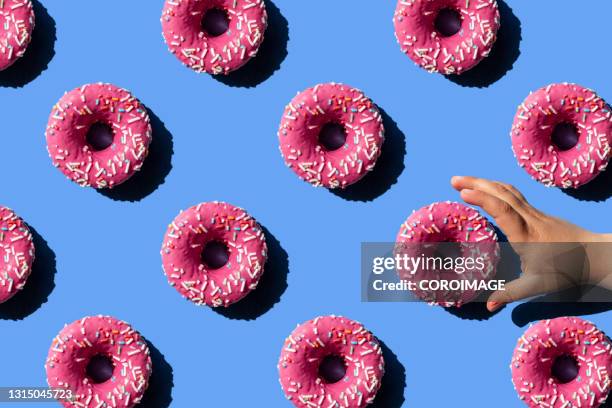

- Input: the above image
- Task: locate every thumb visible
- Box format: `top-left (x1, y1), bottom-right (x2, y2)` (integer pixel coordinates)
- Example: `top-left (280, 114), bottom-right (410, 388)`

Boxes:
top-left (486, 274), bottom-right (572, 312)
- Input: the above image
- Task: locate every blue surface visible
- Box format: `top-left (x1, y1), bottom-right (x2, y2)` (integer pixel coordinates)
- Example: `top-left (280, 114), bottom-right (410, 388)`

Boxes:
top-left (0, 0), bottom-right (610, 406)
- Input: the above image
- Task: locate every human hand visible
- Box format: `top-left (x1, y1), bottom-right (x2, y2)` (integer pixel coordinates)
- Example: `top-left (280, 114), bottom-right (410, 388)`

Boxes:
top-left (450, 176), bottom-right (611, 311)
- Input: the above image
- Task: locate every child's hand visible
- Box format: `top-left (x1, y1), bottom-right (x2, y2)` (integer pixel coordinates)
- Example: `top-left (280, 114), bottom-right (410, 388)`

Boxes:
top-left (450, 176), bottom-right (611, 311)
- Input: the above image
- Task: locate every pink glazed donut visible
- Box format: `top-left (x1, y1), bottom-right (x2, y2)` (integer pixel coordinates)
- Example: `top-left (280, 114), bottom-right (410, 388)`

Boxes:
top-left (0, 206), bottom-right (34, 304)
top-left (161, 0), bottom-right (267, 75)
top-left (278, 315), bottom-right (385, 408)
top-left (161, 201), bottom-right (267, 307)
top-left (511, 317), bottom-right (612, 408)
top-left (45, 315), bottom-right (152, 408)
top-left (0, 0), bottom-right (34, 71)
top-left (393, 0), bottom-right (499, 75)
top-left (395, 201), bottom-right (499, 307)
top-left (511, 83), bottom-right (612, 189)
top-left (45, 83), bottom-right (152, 189)
top-left (278, 83), bottom-right (385, 189)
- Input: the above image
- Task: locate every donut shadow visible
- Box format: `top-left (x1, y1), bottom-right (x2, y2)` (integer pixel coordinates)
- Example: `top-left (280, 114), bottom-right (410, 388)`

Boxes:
top-left (446, 0), bottom-right (521, 88)
top-left (562, 167), bottom-right (612, 202)
top-left (213, 225), bottom-right (289, 320)
top-left (444, 298), bottom-right (505, 321)
top-left (213, 0), bottom-right (288, 88)
top-left (0, 226), bottom-right (56, 320)
top-left (444, 227), bottom-right (520, 321)
top-left (0, 0), bottom-right (56, 88)
top-left (511, 286), bottom-right (612, 328)
top-left (370, 339), bottom-right (406, 408)
top-left (97, 108), bottom-right (173, 202)
top-left (139, 340), bottom-right (174, 408)
top-left (331, 107), bottom-right (406, 202)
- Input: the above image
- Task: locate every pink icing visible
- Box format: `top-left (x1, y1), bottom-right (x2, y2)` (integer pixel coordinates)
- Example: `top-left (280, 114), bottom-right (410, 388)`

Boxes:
top-left (511, 317), bottom-right (612, 408)
top-left (511, 83), bottom-right (612, 189)
top-left (0, 0), bottom-right (34, 71)
top-left (45, 315), bottom-right (152, 408)
top-left (278, 83), bottom-right (385, 189)
top-left (0, 206), bottom-right (34, 304)
top-left (395, 201), bottom-right (499, 306)
top-left (393, 0), bottom-right (499, 75)
top-left (278, 315), bottom-right (385, 408)
top-left (45, 83), bottom-right (152, 189)
top-left (161, 0), bottom-right (267, 75)
top-left (161, 201), bottom-right (267, 307)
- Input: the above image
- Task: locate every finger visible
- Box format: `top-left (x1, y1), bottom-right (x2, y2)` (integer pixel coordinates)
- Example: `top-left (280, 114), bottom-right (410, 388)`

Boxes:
top-left (451, 175), bottom-right (468, 191)
top-left (452, 176), bottom-right (528, 213)
top-left (496, 181), bottom-right (528, 202)
top-left (486, 273), bottom-right (575, 311)
top-left (460, 189), bottom-right (528, 241)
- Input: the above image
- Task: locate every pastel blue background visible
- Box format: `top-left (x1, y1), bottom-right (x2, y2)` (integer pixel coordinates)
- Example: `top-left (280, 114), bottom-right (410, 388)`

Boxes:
top-left (0, 0), bottom-right (610, 406)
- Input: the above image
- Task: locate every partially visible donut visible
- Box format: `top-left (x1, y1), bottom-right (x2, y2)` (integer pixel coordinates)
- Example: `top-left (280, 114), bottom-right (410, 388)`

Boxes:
top-left (278, 315), bottom-right (385, 408)
top-left (511, 317), bottom-right (612, 408)
top-left (0, 0), bottom-right (35, 71)
top-left (278, 83), bottom-right (385, 189)
top-left (161, 201), bottom-right (267, 307)
top-left (395, 201), bottom-right (499, 307)
top-left (161, 0), bottom-right (268, 75)
top-left (45, 315), bottom-right (152, 408)
top-left (393, 0), bottom-right (500, 75)
top-left (511, 83), bottom-right (612, 189)
top-left (0, 206), bottom-right (34, 304)
top-left (45, 83), bottom-right (152, 189)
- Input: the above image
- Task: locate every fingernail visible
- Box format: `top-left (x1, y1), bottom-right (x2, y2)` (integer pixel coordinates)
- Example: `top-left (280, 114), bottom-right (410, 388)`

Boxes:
top-left (487, 301), bottom-right (502, 312)
top-left (451, 176), bottom-right (463, 183)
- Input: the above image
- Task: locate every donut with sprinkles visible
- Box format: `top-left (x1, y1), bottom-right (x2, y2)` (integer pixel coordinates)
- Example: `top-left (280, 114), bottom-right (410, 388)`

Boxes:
top-left (45, 83), bottom-right (152, 189)
top-left (278, 83), bottom-right (385, 189)
top-left (0, 0), bottom-right (34, 71)
top-left (161, 201), bottom-right (267, 307)
top-left (45, 315), bottom-right (152, 408)
top-left (395, 201), bottom-right (499, 307)
top-left (0, 206), bottom-right (34, 304)
top-left (161, 0), bottom-right (267, 75)
top-left (511, 317), bottom-right (612, 408)
top-left (511, 83), bottom-right (612, 189)
top-left (393, 0), bottom-right (500, 75)
top-left (278, 315), bottom-right (385, 408)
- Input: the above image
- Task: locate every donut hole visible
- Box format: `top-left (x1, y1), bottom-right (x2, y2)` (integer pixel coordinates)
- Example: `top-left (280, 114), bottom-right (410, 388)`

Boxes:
top-left (318, 122), bottom-right (347, 151)
top-left (86, 122), bottom-right (114, 152)
top-left (201, 240), bottom-right (230, 270)
top-left (202, 8), bottom-right (230, 37)
top-left (551, 354), bottom-right (579, 384)
top-left (86, 354), bottom-right (114, 384)
top-left (424, 241), bottom-right (464, 273)
top-left (551, 122), bottom-right (580, 151)
top-left (433, 241), bottom-right (462, 260)
top-left (318, 355), bottom-right (347, 384)
top-left (434, 8), bottom-right (463, 37)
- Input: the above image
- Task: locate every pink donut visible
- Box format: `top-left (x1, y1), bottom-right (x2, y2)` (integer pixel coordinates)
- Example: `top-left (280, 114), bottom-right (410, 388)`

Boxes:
top-left (161, 0), bottom-right (267, 75)
top-left (0, 0), bottom-right (34, 71)
top-left (393, 0), bottom-right (500, 75)
top-left (278, 315), bottom-right (385, 408)
top-left (161, 201), bottom-right (267, 307)
top-left (511, 83), bottom-right (612, 189)
top-left (511, 317), bottom-right (612, 408)
top-left (395, 201), bottom-right (499, 307)
top-left (45, 83), bottom-right (152, 189)
top-left (0, 206), bottom-right (34, 304)
top-left (45, 315), bottom-right (152, 408)
top-left (278, 83), bottom-right (385, 189)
